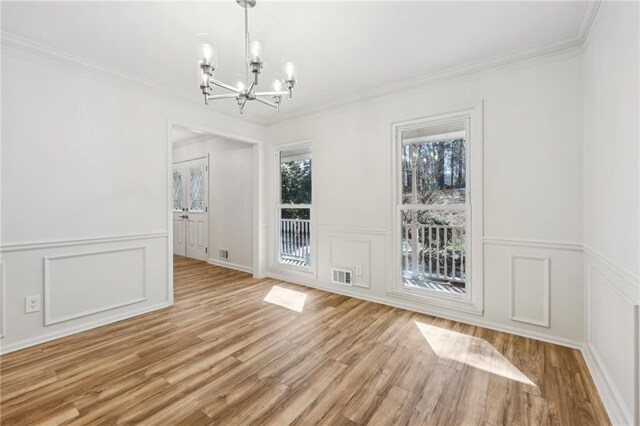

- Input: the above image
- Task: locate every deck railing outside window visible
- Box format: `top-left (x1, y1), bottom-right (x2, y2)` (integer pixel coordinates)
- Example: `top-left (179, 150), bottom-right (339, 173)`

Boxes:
top-left (402, 223), bottom-right (466, 288)
top-left (280, 218), bottom-right (311, 266)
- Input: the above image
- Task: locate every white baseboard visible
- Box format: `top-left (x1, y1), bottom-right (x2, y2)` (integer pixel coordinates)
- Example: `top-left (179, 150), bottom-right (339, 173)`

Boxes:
top-left (582, 344), bottom-right (634, 425)
top-left (266, 272), bottom-right (582, 350)
top-left (0, 301), bottom-right (172, 355)
top-left (208, 258), bottom-right (253, 274)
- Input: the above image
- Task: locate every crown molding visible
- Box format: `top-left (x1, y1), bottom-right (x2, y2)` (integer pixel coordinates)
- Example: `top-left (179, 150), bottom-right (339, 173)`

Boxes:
top-left (267, 1), bottom-right (603, 125)
top-left (0, 32), bottom-right (268, 126)
top-left (1, 1), bottom-right (602, 127)
top-left (577, 0), bottom-right (602, 46)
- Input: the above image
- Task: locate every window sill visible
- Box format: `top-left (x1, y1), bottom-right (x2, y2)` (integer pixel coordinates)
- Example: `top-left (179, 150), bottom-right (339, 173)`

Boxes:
top-left (386, 287), bottom-right (483, 316)
top-left (272, 262), bottom-right (316, 278)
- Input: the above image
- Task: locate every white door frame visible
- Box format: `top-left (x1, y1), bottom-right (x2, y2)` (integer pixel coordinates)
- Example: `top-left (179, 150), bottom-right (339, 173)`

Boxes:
top-left (166, 119), bottom-right (265, 304)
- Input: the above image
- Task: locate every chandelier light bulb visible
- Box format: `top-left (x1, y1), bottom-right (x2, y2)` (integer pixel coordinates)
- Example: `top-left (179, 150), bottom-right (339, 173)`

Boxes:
top-left (273, 79), bottom-right (283, 92)
top-left (201, 43), bottom-right (214, 63)
top-left (236, 81), bottom-right (246, 92)
top-left (284, 62), bottom-right (296, 81)
top-left (250, 40), bottom-right (262, 61)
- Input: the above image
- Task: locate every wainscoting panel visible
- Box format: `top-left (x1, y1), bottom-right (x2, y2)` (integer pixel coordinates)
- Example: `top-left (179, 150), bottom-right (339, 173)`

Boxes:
top-left (509, 255), bottom-right (550, 327)
top-left (0, 262), bottom-right (4, 338)
top-left (44, 247), bottom-right (148, 326)
top-left (585, 255), bottom-right (639, 426)
top-left (311, 226), bottom-right (387, 296)
top-left (482, 241), bottom-right (583, 343)
top-left (0, 233), bottom-right (168, 354)
top-left (329, 237), bottom-right (370, 288)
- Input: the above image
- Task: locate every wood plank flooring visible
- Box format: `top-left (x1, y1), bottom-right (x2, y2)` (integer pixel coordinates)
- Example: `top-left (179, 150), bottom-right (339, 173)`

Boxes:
top-left (1, 256), bottom-right (609, 425)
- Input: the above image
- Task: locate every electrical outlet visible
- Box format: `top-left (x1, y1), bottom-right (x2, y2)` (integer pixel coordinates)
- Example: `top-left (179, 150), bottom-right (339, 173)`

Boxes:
top-left (25, 295), bottom-right (41, 313)
top-left (355, 265), bottom-right (363, 276)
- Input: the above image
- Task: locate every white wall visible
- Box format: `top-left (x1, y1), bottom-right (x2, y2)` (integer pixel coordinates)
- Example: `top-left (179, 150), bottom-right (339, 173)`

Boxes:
top-left (0, 46), bottom-right (264, 352)
top-left (173, 138), bottom-right (254, 271)
top-left (265, 50), bottom-right (585, 345)
top-left (582, 2), bottom-right (639, 425)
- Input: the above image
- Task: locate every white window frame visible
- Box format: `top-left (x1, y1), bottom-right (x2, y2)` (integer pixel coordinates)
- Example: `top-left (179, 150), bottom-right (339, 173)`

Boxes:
top-left (273, 140), bottom-right (316, 275)
top-left (389, 103), bottom-right (484, 315)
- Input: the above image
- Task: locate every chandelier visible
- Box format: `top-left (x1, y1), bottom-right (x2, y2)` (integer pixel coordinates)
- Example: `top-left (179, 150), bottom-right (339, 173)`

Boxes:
top-left (197, 0), bottom-right (296, 114)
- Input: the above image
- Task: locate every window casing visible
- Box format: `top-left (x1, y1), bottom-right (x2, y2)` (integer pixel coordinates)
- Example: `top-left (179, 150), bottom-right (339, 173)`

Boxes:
top-left (391, 106), bottom-right (483, 314)
top-left (275, 143), bottom-right (313, 272)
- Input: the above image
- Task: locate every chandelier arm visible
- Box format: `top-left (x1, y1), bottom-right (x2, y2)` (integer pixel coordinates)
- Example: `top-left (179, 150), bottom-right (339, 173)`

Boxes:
top-left (254, 91), bottom-right (289, 96)
top-left (207, 94), bottom-right (241, 101)
top-left (240, 95), bottom-right (249, 110)
top-left (210, 79), bottom-right (243, 94)
top-left (254, 96), bottom-right (278, 108)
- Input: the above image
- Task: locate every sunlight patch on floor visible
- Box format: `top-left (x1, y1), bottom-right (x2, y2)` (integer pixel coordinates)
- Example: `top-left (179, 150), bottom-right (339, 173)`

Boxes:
top-left (264, 285), bottom-right (307, 312)
top-left (414, 321), bottom-right (536, 386)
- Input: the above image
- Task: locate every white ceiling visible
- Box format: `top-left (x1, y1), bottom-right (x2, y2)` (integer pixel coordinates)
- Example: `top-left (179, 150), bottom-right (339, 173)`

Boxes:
top-left (2, 1), bottom-right (593, 123)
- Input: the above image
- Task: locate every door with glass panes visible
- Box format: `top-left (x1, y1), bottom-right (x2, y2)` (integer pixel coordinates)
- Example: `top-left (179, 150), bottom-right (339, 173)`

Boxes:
top-left (173, 157), bottom-right (209, 260)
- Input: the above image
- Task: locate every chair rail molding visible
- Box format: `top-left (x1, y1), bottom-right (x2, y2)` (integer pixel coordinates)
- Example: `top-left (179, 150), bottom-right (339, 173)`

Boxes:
top-left (0, 231), bottom-right (168, 253)
top-left (483, 236), bottom-right (583, 252)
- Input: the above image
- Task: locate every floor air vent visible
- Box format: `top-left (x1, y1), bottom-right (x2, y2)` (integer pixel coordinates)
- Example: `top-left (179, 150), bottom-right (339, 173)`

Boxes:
top-left (219, 249), bottom-right (229, 260)
top-left (332, 268), bottom-right (353, 286)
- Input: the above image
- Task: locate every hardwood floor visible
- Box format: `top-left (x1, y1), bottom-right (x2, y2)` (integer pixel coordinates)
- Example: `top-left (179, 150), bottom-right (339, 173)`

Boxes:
top-left (1, 256), bottom-right (609, 425)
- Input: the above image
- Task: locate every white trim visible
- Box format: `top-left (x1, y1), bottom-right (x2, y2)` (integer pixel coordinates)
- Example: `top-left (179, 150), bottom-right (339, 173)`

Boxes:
top-left (0, 262), bottom-right (4, 339)
top-left (509, 255), bottom-right (550, 328)
top-left (584, 245), bottom-right (640, 303)
top-left (207, 259), bottom-right (253, 274)
top-left (272, 47), bottom-right (583, 125)
top-left (269, 5), bottom-right (600, 126)
top-left (0, 301), bottom-right (171, 355)
top-left (171, 121), bottom-right (262, 146)
top-left (386, 287), bottom-right (483, 316)
top-left (583, 337), bottom-right (637, 426)
top-left (167, 119), bottom-right (265, 280)
top-left (172, 155), bottom-right (208, 165)
top-left (272, 140), bottom-right (317, 278)
top-left (579, 0), bottom-right (604, 50)
top-left (43, 247), bottom-right (148, 326)
top-left (1, 0), bottom-right (600, 128)
top-left (317, 225), bottom-right (387, 236)
top-left (266, 272), bottom-right (582, 350)
top-left (584, 263), bottom-right (639, 426)
top-left (167, 120), bottom-right (175, 304)
top-left (0, 232), bottom-right (167, 253)
top-left (1, 32), bottom-right (267, 126)
top-left (329, 237), bottom-right (370, 289)
top-left (483, 236), bottom-right (583, 252)
top-left (390, 103), bottom-right (484, 314)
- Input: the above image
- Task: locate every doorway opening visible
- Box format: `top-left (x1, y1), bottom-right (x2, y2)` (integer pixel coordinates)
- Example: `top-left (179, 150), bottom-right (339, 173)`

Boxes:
top-left (173, 155), bottom-right (209, 260)
top-left (169, 123), bottom-right (261, 299)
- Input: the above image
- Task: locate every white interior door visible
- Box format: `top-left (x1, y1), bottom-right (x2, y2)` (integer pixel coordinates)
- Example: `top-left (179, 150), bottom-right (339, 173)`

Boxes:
top-left (172, 157), bottom-right (209, 260)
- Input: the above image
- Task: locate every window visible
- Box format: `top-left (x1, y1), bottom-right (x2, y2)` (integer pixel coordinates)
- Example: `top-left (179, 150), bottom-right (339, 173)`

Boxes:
top-left (173, 170), bottom-right (184, 212)
top-left (393, 106), bottom-right (483, 313)
top-left (277, 144), bottom-right (312, 269)
top-left (189, 165), bottom-right (205, 213)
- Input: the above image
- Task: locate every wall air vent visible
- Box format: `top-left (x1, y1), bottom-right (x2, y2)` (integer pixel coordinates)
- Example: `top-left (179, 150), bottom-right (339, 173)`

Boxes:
top-left (219, 249), bottom-right (229, 260)
top-left (331, 268), bottom-right (353, 286)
